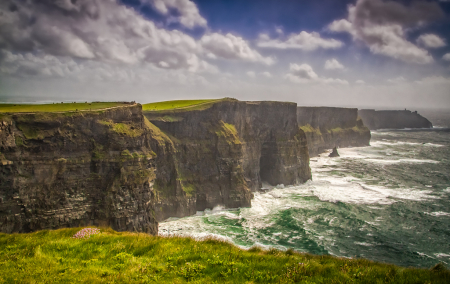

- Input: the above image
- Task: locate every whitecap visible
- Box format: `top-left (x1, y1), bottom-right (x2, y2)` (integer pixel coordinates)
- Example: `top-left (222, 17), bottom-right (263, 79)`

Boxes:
top-left (363, 158), bottom-right (439, 165)
top-left (435, 253), bottom-right (450, 258)
top-left (354, 242), bottom-right (373, 247)
top-left (424, 211), bottom-right (450, 217)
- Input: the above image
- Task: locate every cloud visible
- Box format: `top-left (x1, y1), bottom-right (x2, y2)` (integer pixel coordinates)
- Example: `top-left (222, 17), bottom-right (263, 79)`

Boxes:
top-left (0, 50), bottom-right (217, 88)
top-left (246, 71), bottom-right (256, 78)
top-left (416, 34), bottom-right (446, 48)
top-left (257, 31), bottom-right (343, 51)
top-left (0, 0), bottom-right (219, 73)
top-left (355, 80), bottom-right (365, 85)
top-left (200, 33), bottom-right (274, 65)
top-left (387, 76), bottom-right (407, 84)
top-left (141, 0), bottom-right (207, 29)
top-left (286, 63), bottom-right (348, 85)
top-left (324, 59), bottom-right (345, 70)
top-left (443, 53), bottom-right (450, 61)
top-left (287, 64), bottom-right (318, 80)
top-left (414, 76), bottom-right (450, 85)
top-left (328, 0), bottom-right (443, 64)
top-left (262, 72), bottom-right (272, 78)
top-left (0, 50), bottom-right (80, 78)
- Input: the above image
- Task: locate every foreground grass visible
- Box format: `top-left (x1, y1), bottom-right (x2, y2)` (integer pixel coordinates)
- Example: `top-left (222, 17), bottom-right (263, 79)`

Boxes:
top-left (142, 99), bottom-right (218, 111)
top-left (0, 102), bottom-right (127, 113)
top-left (0, 228), bottom-right (448, 284)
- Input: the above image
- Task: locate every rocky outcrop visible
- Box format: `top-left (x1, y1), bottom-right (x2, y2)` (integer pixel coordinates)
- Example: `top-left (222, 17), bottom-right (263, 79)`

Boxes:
top-left (297, 107), bottom-right (371, 156)
top-left (358, 109), bottom-right (433, 130)
top-left (0, 106), bottom-right (158, 234)
top-left (145, 100), bottom-right (311, 221)
top-left (329, 147), bottom-right (339, 157)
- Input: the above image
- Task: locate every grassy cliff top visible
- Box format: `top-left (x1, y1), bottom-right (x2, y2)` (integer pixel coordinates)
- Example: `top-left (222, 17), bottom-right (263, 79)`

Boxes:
top-left (0, 102), bottom-right (129, 113)
top-left (0, 227), bottom-right (448, 283)
top-left (142, 99), bottom-right (221, 112)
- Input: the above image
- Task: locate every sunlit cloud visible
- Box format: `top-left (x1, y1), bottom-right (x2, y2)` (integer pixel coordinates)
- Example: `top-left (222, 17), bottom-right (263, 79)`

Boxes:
top-left (257, 31), bottom-right (343, 51)
top-left (140, 0), bottom-right (207, 28)
top-left (416, 34), bottom-right (446, 49)
top-left (324, 59), bottom-right (345, 70)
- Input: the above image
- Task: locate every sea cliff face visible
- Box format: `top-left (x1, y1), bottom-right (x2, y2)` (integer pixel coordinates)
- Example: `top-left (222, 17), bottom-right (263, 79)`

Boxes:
top-left (297, 107), bottom-right (371, 156)
top-left (0, 105), bottom-right (159, 234)
top-left (0, 100), bottom-right (312, 234)
top-left (145, 100), bottom-right (311, 221)
top-left (358, 109), bottom-right (433, 130)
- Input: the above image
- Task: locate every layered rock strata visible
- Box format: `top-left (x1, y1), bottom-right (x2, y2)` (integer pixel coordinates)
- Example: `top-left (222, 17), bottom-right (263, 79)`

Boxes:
top-left (0, 105), bottom-right (158, 234)
top-left (358, 109), bottom-right (433, 130)
top-left (297, 107), bottom-right (371, 156)
top-left (145, 100), bottom-right (311, 221)
top-left (0, 100), bottom-right (312, 234)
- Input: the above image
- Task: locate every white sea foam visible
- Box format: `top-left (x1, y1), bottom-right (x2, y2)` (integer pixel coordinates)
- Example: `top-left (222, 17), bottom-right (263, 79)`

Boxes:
top-left (363, 158), bottom-right (439, 164)
top-left (308, 152), bottom-right (437, 204)
top-left (158, 132), bottom-right (449, 267)
top-left (424, 211), bottom-right (450, 217)
top-left (371, 141), bottom-right (445, 148)
top-left (435, 253), bottom-right (450, 258)
top-left (354, 242), bottom-right (373, 247)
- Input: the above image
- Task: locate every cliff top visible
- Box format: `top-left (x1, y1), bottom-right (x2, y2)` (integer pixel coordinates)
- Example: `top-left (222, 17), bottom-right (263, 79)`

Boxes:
top-left (143, 98), bottom-right (299, 114)
top-left (142, 98), bottom-right (238, 113)
top-left (143, 99), bottom-right (219, 111)
top-left (0, 102), bottom-right (133, 113)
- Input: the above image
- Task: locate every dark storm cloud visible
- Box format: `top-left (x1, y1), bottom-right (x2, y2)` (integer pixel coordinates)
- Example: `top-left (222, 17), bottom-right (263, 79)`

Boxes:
top-left (329, 0), bottom-right (445, 64)
top-left (0, 0), bottom-right (100, 57)
top-left (349, 0), bottom-right (443, 27)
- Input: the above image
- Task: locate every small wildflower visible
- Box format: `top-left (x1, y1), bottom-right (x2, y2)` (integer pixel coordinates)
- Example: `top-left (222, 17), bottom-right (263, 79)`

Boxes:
top-left (72, 228), bottom-right (101, 239)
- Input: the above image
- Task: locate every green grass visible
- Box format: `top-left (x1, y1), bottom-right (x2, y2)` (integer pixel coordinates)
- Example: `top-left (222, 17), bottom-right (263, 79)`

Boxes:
top-left (99, 120), bottom-right (144, 138)
top-left (215, 121), bottom-right (241, 145)
top-left (0, 228), bottom-right (448, 283)
top-left (142, 100), bottom-right (218, 111)
top-left (300, 124), bottom-right (322, 135)
top-left (0, 102), bottom-right (127, 113)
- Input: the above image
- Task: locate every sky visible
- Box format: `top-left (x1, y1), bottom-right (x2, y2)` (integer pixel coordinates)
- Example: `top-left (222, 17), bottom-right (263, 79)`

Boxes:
top-left (0, 0), bottom-right (449, 109)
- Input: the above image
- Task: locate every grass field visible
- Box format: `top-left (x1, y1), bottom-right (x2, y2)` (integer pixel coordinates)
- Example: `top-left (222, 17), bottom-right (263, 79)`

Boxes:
top-left (0, 227), bottom-right (448, 283)
top-left (142, 99), bottom-right (220, 111)
top-left (0, 102), bottom-right (127, 113)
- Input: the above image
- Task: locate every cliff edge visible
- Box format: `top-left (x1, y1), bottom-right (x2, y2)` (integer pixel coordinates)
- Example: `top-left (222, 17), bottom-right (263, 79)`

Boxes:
top-left (297, 107), bottom-right (371, 156)
top-left (145, 99), bottom-right (311, 221)
top-left (0, 105), bottom-right (159, 234)
top-left (0, 100), bottom-right (312, 234)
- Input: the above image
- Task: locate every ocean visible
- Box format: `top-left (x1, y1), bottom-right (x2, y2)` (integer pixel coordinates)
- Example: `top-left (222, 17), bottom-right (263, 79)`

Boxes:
top-left (159, 112), bottom-right (450, 268)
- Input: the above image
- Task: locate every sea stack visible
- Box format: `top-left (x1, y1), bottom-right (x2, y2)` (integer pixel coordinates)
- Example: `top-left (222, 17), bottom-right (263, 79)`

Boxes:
top-left (329, 147), bottom-right (340, 157)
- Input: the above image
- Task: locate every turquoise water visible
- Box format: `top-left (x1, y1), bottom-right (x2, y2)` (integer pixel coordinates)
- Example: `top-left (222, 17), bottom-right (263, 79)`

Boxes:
top-left (159, 127), bottom-right (450, 268)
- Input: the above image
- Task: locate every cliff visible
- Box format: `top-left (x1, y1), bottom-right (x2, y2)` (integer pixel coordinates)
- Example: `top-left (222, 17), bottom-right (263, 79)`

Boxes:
top-left (358, 109), bottom-right (433, 130)
top-left (297, 107), bottom-right (371, 156)
top-left (145, 100), bottom-right (311, 221)
top-left (0, 105), bottom-right (159, 234)
top-left (0, 100), bottom-right (311, 234)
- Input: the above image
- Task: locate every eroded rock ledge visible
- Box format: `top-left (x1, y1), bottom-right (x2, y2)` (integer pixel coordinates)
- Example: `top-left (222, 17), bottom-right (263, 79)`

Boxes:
top-left (0, 105), bottom-right (158, 234)
top-left (145, 100), bottom-right (311, 221)
top-left (297, 107), bottom-right (371, 157)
